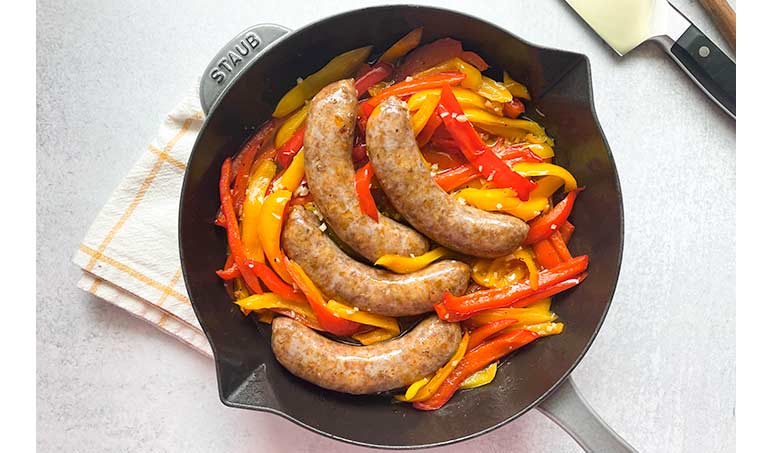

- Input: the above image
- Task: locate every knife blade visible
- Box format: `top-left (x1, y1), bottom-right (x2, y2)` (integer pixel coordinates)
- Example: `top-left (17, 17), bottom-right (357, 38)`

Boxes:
top-left (566, 0), bottom-right (736, 118)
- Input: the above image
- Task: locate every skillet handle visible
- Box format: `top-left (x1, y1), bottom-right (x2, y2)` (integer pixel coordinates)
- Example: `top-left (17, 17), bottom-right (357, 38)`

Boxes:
top-left (199, 23), bottom-right (290, 115)
top-left (537, 376), bottom-right (637, 453)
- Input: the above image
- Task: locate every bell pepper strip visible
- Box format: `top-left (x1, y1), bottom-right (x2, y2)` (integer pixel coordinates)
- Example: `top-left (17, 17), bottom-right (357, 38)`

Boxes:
top-left (475, 76), bottom-right (513, 103)
top-left (401, 332), bottom-right (470, 403)
top-left (462, 107), bottom-right (545, 136)
top-left (352, 143), bottom-right (368, 163)
top-left (218, 158), bottom-right (264, 295)
top-left (234, 293), bottom-right (320, 329)
top-left (352, 328), bottom-right (400, 346)
top-left (520, 322), bottom-right (564, 336)
top-left (530, 175), bottom-right (565, 199)
top-left (436, 255), bottom-right (589, 321)
top-left (325, 300), bottom-right (400, 344)
top-left (395, 376), bottom-right (431, 402)
top-left (459, 362), bottom-right (497, 390)
top-left (511, 163), bottom-right (577, 192)
top-left (433, 165), bottom-right (480, 192)
top-left (374, 247), bottom-right (452, 274)
top-left (273, 46), bottom-right (372, 117)
top-left (408, 87), bottom-right (494, 114)
top-left (354, 162), bottom-right (379, 221)
top-left (466, 306), bottom-right (556, 328)
top-left (509, 272), bottom-right (587, 309)
top-left (453, 188), bottom-right (549, 221)
top-left (503, 99), bottom-right (526, 118)
top-left (271, 149), bottom-right (306, 193)
top-left (523, 189), bottom-right (581, 245)
top-left (460, 51), bottom-right (489, 71)
top-left (468, 319), bottom-right (520, 350)
top-left (549, 232), bottom-right (573, 262)
top-left (560, 221), bottom-right (575, 243)
top-left (394, 37), bottom-right (464, 81)
top-left (526, 142), bottom-right (555, 160)
top-left (437, 85), bottom-right (536, 201)
top-left (378, 27), bottom-right (423, 64)
top-left (241, 159), bottom-right (277, 261)
top-left (413, 58), bottom-right (482, 90)
top-left (471, 254), bottom-right (527, 289)
top-left (475, 123), bottom-right (529, 141)
top-left (413, 329), bottom-right (540, 410)
top-left (532, 238), bottom-right (562, 269)
top-left (257, 190), bottom-right (294, 283)
top-left (271, 307), bottom-right (323, 331)
top-left (250, 261), bottom-right (306, 303)
top-left (284, 258), bottom-right (362, 336)
top-left (410, 92), bottom-right (440, 135)
top-left (217, 252), bottom-right (239, 280)
top-left (503, 71), bottom-right (531, 100)
top-left (416, 111), bottom-right (443, 147)
top-left (514, 248), bottom-right (539, 290)
top-left (256, 310), bottom-right (275, 324)
top-left (232, 276), bottom-right (251, 301)
top-left (422, 148), bottom-right (464, 170)
top-left (275, 125), bottom-right (305, 169)
top-left (368, 81), bottom-right (392, 97)
top-left (275, 104), bottom-right (309, 148)
top-left (364, 72), bottom-right (466, 110)
top-left (354, 62), bottom-right (394, 97)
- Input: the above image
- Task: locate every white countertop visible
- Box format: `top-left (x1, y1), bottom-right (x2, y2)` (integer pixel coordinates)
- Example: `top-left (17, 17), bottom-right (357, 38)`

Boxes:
top-left (37, 0), bottom-right (735, 451)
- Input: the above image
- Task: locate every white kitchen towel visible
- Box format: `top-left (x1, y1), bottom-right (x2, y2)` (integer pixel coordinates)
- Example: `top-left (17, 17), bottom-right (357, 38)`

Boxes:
top-left (73, 81), bottom-right (213, 357)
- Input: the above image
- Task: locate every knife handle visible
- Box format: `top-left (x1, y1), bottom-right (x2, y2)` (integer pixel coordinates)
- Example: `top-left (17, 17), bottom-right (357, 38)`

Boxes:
top-left (668, 24), bottom-right (736, 117)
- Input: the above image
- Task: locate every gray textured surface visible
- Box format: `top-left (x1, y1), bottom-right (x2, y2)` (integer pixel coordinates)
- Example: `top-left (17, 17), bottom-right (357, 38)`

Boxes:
top-left (37, 0), bottom-right (735, 451)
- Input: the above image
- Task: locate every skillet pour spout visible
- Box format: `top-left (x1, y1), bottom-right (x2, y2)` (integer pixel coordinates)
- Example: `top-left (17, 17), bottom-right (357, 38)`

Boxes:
top-left (179, 5), bottom-right (629, 450)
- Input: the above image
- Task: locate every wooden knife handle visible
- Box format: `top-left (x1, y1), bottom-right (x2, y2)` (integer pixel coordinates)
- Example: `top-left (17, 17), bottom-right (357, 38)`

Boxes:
top-left (697, 0), bottom-right (736, 50)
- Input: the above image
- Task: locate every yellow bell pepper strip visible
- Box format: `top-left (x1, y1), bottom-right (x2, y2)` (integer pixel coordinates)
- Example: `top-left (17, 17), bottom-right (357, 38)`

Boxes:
top-left (526, 142), bottom-right (555, 159)
top-left (284, 258), bottom-right (362, 336)
top-left (530, 175), bottom-right (565, 199)
top-left (528, 297), bottom-right (552, 312)
top-left (374, 247), bottom-right (452, 274)
top-left (234, 293), bottom-right (321, 331)
top-left (435, 255), bottom-right (589, 322)
top-left (413, 57), bottom-right (482, 90)
top-left (378, 27), bottom-right (423, 64)
top-left (325, 300), bottom-right (400, 345)
top-left (511, 322), bottom-right (564, 336)
top-left (271, 149), bottom-right (305, 194)
top-left (523, 189), bottom-right (581, 245)
top-left (437, 85), bottom-right (536, 201)
top-left (273, 46), bottom-right (373, 117)
top-left (513, 248), bottom-right (539, 290)
top-left (395, 377), bottom-right (431, 402)
top-left (462, 107), bottom-right (545, 136)
top-left (503, 71), bottom-right (531, 100)
top-left (454, 188), bottom-right (549, 221)
top-left (407, 87), bottom-right (494, 113)
top-left (413, 329), bottom-right (540, 410)
top-left (368, 81), bottom-right (391, 97)
top-left (402, 332), bottom-right (470, 403)
top-left (475, 123), bottom-right (529, 141)
top-left (475, 75), bottom-right (513, 103)
top-left (394, 37), bottom-right (464, 81)
top-left (257, 189), bottom-right (293, 283)
top-left (256, 310), bottom-right (275, 324)
top-left (275, 104), bottom-right (309, 149)
top-left (471, 255), bottom-right (527, 288)
top-left (352, 328), bottom-right (399, 346)
top-left (459, 362), bottom-right (497, 390)
top-left (241, 159), bottom-right (277, 261)
top-left (511, 163), bottom-right (577, 192)
top-left (410, 91), bottom-right (440, 135)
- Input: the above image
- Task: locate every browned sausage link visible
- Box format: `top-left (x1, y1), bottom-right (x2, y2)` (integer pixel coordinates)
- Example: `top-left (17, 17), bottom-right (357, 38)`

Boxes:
top-left (366, 96), bottom-right (529, 258)
top-left (304, 79), bottom-right (430, 262)
top-left (282, 205), bottom-right (470, 317)
top-left (271, 315), bottom-right (462, 394)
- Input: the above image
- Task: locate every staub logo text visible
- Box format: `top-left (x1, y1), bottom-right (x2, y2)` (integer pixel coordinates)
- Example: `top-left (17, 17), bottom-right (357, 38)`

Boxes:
top-left (209, 32), bottom-right (260, 84)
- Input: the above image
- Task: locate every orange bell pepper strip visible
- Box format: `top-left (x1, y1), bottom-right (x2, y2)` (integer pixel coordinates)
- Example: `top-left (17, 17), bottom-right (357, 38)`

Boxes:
top-left (467, 319), bottom-right (520, 350)
top-left (355, 162), bottom-right (378, 221)
top-left (549, 232), bottom-right (573, 262)
top-left (523, 189), bottom-right (581, 245)
top-left (284, 258), bottom-right (362, 336)
top-left (532, 239), bottom-right (562, 269)
top-left (413, 329), bottom-right (540, 410)
top-left (364, 72), bottom-right (466, 110)
top-left (257, 190), bottom-right (294, 283)
top-left (560, 221), bottom-right (575, 243)
top-left (435, 255), bottom-right (589, 321)
top-left (378, 27), bottom-right (423, 64)
top-left (217, 254), bottom-right (238, 280)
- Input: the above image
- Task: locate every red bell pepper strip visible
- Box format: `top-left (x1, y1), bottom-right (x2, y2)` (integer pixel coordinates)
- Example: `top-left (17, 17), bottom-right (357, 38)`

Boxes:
top-left (216, 260), bottom-right (240, 280)
top-left (467, 319), bottom-right (520, 350)
top-left (549, 232), bottom-right (573, 262)
top-left (460, 50), bottom-right (489, 71)
top-left (413, 329), bottom-right (540, 410)
top-left (532, 239), bottom-right (562, 269)
top-left (250, 262), bottom-right (306, 303)
top-left (276, 125), bottom-right (305, 169)
top-left (523, 189), bottom-right (581, 245)
top-left (355, 162), bottom-right (379, 221)
top-left (394, 37), bottom-right (464, 81)
top-left (437, 85), bottom-right (536, 200)
top-left (503, 99), bottom-right (526, 118)
top-left (218, 158), bottom-right (263, 295)
top-left (284, 257), bottom-right (362, 336)
top-left (416, 111), bottom-right (443, 147)
top-left (435, 255), bottom-right (588, 321)
top-left (560, 221), bottom-right (575, 243)
top-left (432, 147), bottom-right (543, 192)
top-left (509, 272), bottom-right (587, 309)
top-left (352, 143), bottom-right (368, 162)
top-left (354, 62), bottom-right (394, 97)
top-left (364, 72), bottom-right (466, 110)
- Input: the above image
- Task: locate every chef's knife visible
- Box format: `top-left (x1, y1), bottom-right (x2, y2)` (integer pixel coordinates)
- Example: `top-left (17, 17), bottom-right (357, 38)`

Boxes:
top-left (565, 0), bottom-right (736, 118)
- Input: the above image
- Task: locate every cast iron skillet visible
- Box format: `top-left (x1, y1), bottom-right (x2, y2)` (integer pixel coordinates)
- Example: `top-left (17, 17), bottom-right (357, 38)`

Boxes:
top-left (179, 5), bottom-right (633, 451)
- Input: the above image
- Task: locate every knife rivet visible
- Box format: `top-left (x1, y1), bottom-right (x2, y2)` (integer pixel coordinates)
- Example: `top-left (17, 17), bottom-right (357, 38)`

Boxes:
top-left (698, 46), bottom-right (710, 58)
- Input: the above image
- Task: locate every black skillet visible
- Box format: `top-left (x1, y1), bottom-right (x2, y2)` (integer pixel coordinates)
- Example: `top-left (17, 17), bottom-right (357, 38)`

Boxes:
top-left (179, 5), bottom-right (633, 451)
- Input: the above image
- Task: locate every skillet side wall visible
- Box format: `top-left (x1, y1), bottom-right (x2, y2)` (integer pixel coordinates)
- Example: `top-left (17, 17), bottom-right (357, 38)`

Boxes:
top-left (179, 5), bottom-right (623, 448)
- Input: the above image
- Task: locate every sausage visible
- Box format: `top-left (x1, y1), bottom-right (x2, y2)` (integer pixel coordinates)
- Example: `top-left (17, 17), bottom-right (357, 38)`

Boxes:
top-left (282, 205), bottom-right (470, 317)
top-left (366, 96), bottom-right (529, 258)
top-left (304, 79), bottom-right (430, 262)
top-left (271, 315), bottom-right (462, 394)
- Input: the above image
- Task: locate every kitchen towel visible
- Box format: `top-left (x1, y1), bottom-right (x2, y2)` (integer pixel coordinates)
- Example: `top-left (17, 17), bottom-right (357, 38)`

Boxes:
top-left (73, 81), bottom-right (213, 357)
